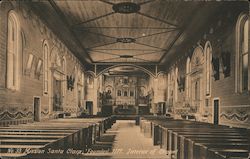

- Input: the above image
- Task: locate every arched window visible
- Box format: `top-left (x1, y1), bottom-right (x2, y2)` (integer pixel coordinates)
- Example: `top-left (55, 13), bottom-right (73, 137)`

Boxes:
top-left (236, 13), bottom-right (249, 92)
top-left (7, 11), bottom-right (20, 90)
top-left (242, 19), bottom-right (249, 91)
top-left (204, 42), bottom-right (212, 96)
top-left (43, 41), bottom-right (49, 94)
top-left (186, 57), bottom-right (191, 99)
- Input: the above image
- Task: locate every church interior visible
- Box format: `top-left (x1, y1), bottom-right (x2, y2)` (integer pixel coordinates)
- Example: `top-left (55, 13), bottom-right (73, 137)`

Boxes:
top-left (0, 0), bottom-right (249, 159)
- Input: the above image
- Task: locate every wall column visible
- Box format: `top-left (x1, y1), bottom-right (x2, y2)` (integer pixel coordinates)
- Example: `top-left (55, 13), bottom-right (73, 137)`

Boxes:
top-left (153, 78), bottom-right (158, 115)
top-left (93, 77), bottom-right (98, 115)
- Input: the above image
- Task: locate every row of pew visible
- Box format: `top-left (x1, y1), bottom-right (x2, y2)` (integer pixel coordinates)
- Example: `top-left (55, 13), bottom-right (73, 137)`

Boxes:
top-left (0, 117), bottom-right (116, 158)
top-left (140, 116), bottom-right (250, 159)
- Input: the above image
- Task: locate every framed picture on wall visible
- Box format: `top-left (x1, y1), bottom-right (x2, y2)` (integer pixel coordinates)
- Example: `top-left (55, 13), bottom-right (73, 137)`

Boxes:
top-left (35, 59), bottom-right (43, 79)
top-left (25, 53), bottom-right (34, 76)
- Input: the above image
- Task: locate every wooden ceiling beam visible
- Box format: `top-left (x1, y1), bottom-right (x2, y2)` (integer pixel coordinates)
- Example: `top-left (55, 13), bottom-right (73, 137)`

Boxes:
top-left (72, 12), bottom-right (115, 26)
top-left (133, 50), bottom-right (164, 56)
top-left (91, 49), bottom-right (161, 51)
top-left (135, 28), bottom-right (178, 40)
top-left (92, 62), bottom-right (158, 65)
top-left (99, 0), bottom-right (115, 6)
top-left (138, 0), bottom-right (155, 6)
top-left (77, 28), bottom-right (177, 41)
top-left (83, 30), bottom-right (117, 39)
top-left (90, 50), bottom-right (163, 58)
top-left (73, 26), bottom-right (177, 30)
top-left (134, 42), bottom-right (167, 51)
top-left (133, 57), bottom-right (156, 63)
top-left (95, 57), bottom-right (121, 62)
top-left (87, 41), bottom-right (118, 49)
top-left (137, 12), bottom-right (178, 27)
top-left (89, 50), bottom-right (120, 56)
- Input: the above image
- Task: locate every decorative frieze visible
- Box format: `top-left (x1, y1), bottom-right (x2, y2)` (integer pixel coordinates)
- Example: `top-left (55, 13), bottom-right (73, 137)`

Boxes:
top-left (220, 105), bottom-right (250, 128)
top-left (0, 106), bottom-right (33, 121)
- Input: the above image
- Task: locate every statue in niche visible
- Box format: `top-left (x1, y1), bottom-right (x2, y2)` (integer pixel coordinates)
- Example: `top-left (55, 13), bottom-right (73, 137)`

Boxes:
top-left (106, 89), bottom-right (112, 99)
top-left (139, 87), bottom-right (145, 97)
top-left (101, 89), bottom-right (112, 105)
top-left (104, 86), bottom-right (113, 99)
top-left (221, 51), bottom-right (231, 77)
top-left (87, 75), bottom-right (94, 86)
top-left (129, 79), bottom-right (133, 84)
top-left (119, 78), bottom-right (123, 84)
top-left (67, 75), bottom-right (75, 91)
top-left (123, 78), bottom-right (128, 84)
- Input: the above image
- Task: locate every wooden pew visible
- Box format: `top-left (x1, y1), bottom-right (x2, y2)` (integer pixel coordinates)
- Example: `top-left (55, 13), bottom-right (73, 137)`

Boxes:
top-left (195, 142), bottom-right (250, 159)
top-left (178, 134), bottom-right (248, 159)
top-left (141, 117), bottom-right (250, 159)
top-left (0, 117), bottom-right (114, 158)
top-left (150, 120), bottom-right (239, 147)
top-left (165, 127), bottom-right (247, 159)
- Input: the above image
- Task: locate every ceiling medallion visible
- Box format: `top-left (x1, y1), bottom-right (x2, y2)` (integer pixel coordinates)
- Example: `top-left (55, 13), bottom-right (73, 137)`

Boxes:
top-left (117, 38), bottom-right (136, 43)
top-left (120, 55), bottom-right (134, 58)
top-left (112, 2), bottom-right (140, 14)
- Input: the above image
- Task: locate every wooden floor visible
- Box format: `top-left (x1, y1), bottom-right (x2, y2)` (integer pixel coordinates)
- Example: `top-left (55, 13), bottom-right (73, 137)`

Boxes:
top-left (87, 120), bottom-right (167, 159)
top-left (111, 120), bottom-right (167, 159)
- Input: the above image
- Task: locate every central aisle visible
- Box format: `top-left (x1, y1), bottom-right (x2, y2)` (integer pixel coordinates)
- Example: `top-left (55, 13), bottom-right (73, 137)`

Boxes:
top-left (108, 120), bottom-right (167, 159)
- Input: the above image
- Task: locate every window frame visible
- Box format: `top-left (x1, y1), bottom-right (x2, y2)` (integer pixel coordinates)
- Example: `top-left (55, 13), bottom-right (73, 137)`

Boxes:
top-left (43, 40), bottom-right (49, 95)
top-left (7, 11), bottom-right (20, 90)
top-left (62, 56), bottom-right (66, 97)
top-left (186, 57), bottom-right (191, 99)
top-left (204, 41), bottom-right (212, 96)
top-left (235, 13), bottom-right (249, 93)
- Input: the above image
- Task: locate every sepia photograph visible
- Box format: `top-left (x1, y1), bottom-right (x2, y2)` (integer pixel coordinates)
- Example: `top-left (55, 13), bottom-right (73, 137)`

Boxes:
top-left (0, 0), bottom-right (249, 159)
